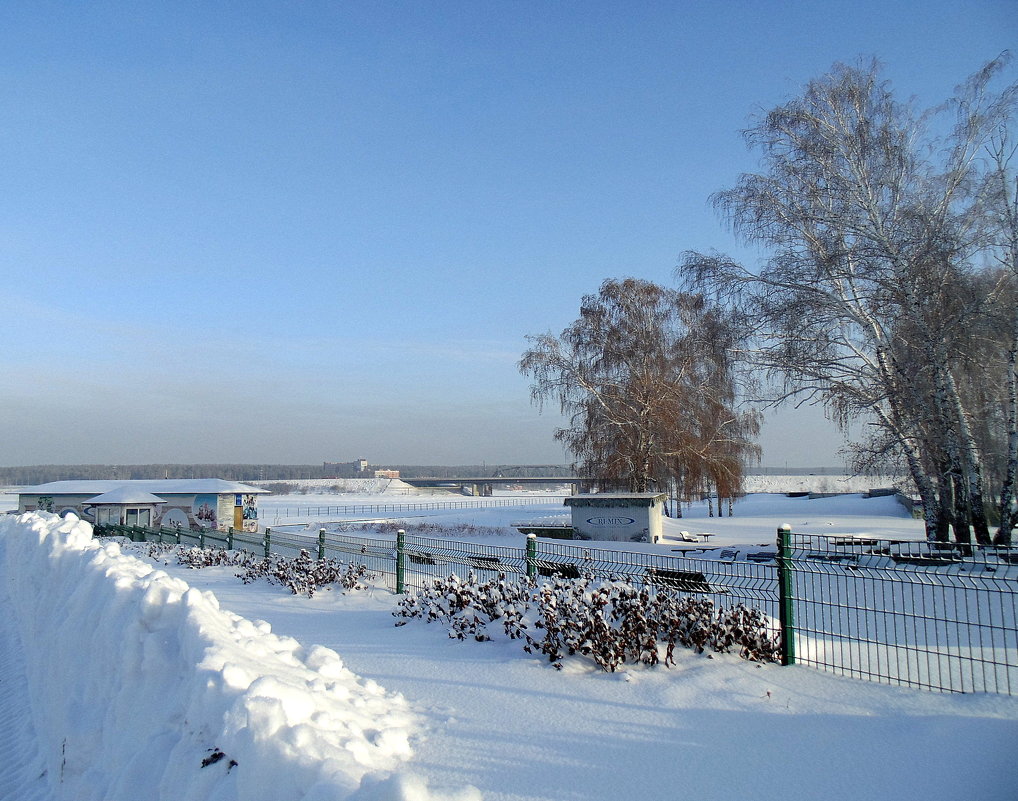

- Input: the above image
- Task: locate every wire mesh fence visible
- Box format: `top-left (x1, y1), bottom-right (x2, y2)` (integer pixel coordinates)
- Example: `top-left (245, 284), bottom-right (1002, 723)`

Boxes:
top-left (782, 534), bottom-right (1018, 694)
top-left (532, 538), bottom-right (778, 611)
top-left (399, 535), bottom-right (531, 590)
top-left (95, 523), bottom-right (401, 591)
top-left (91, 522), bottom-right (1018, 695)
top-left (322, 532), bottom-right (398, 591)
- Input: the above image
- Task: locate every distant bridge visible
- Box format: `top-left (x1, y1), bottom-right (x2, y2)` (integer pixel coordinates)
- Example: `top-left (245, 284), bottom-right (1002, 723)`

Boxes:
top-left (401, 473), bottom-right (590, 496)
top-left (401, 475), bottom-right (578, 487)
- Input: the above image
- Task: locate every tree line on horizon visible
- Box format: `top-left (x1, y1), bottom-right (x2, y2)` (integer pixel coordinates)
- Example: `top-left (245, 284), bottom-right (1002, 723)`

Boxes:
top-left (0, 463), bottom-right (577, 486)
top-left (0, 463), bottom-right (855, 487)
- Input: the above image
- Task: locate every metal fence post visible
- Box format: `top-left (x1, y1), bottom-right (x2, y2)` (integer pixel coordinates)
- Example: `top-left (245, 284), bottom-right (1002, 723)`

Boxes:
top-left (264, 528), bottom-right (271, 558)
top-left (777, 524), bottom-right (796, 666)
top-left (526, 533), bottom-right (537, 581)
top-left (199, 528), bottom-right (206, 548)
top-left (227, 527), bottom-right (234, 550)
top-left (318, 528), bottom-right (326, 561)
top-left (396, 529), bottom-right (406, 594)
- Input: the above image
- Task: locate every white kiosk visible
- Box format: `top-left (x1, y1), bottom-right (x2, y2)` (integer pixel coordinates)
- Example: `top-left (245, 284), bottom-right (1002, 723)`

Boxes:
top-left (564, 493), bottom-right (668, 543)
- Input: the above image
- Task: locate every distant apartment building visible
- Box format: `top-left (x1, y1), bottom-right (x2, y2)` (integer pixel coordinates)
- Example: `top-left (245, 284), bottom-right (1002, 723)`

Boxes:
top-left (374, 469), bottom-right (400, 479)
top-left (322, 459), bottom-right (371, 478)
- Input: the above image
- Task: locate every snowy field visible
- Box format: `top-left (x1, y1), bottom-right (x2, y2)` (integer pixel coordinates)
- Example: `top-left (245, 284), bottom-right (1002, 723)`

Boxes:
top-left (251, 481), bottom-right (926, 548)
top-left (1, 486), bottom-right (1016, 800)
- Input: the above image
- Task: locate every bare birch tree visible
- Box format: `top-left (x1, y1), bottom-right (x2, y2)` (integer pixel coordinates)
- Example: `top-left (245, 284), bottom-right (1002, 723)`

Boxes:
top-left (679, 56), bottom-right (1017, 543)
top-left (519, 278), bottom-right (759, 501)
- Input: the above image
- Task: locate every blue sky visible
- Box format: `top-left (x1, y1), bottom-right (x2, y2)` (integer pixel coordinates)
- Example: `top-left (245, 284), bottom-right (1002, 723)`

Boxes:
top-left (1, 1), bottom-right (1014, 467)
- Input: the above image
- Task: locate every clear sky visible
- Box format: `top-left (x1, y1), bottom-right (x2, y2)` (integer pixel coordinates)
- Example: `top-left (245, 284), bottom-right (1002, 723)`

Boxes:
top-left (1, 1), bottom-right (1014, 468)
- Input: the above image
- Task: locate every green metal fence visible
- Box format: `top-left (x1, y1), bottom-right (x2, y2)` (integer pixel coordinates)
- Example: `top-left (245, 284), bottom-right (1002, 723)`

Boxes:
top-left (94, 523), bottom-right (401, 591)
top-left (393, 531), bottom-right (778, 613)
top-left (780, 532), bottom-right (1018, 695)
top-left (92, 522), bottom-right (1018, 695)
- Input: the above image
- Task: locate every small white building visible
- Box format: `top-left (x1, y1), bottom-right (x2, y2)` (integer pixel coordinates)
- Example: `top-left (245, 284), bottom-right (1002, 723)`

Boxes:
top-left (18, 479), bottom-right (268, 533)
top-left (85, 487), bottom-right (167, 527)
top-left (564, 493), bottom-right (668, 543)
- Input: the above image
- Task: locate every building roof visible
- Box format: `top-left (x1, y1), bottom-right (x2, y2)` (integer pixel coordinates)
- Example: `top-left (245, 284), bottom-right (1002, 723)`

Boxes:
top-left (83, 488), bottom-right (167, 506)
top-left (20, 479), bottom-right (268, 496)
top-left (564, 493), bottom-right (668, 508)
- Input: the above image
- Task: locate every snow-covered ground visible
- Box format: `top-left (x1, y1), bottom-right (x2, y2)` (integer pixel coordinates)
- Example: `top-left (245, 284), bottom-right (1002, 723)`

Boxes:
top-left (742, 473), bottom-right (907, 494)
top-left (256, 486), bottom-right (927, 547)
top-left (1, 489), bottom-right (1016, 801)
top-left (249, 474), bottom-right (908, 497)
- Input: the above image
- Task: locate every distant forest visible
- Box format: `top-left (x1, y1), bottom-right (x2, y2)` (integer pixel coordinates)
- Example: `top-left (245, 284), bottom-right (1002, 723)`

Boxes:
top-left (0, 462), bottom-right (848, 485)
top-left (0, 463), bottom-right (575, 485)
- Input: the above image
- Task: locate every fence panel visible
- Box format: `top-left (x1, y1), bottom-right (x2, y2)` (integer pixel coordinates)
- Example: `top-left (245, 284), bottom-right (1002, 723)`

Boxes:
top-left (178, 529), bottom-right (202, 547)
top-left (786, 534), bottom-right (1018, 694)
top-left (231, 529), bottom-right (264, 553)
top-left (323, 533), bottom-right (399, 592)
top-left (89, 522), bottom-right (1018, 695)
top-left (399, 535), bottom-right (529, 593)
top-left (262, 528), bottom-right (317, 559)
top-left (531, 539), bottom-right (779, 614)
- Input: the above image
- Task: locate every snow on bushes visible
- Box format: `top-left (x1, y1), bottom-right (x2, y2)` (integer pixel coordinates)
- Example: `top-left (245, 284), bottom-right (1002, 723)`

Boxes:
top-left (395, 571), bottom-right (780, 671)
top-left (394, 572), bottom-right (532, 643)
top-left (0, 512), bottom-right (476, 801)
top-left (135, 543), bottom-right (375, 598)
top-left (237, 549), bottom-right (373, 597)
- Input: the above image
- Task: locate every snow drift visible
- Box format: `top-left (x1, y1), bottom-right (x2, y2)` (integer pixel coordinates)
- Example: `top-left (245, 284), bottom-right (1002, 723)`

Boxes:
top-left (0, 512), bottom-right (476, 801)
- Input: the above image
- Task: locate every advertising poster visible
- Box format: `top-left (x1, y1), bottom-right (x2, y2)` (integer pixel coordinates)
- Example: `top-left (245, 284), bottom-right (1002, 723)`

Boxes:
top-left (192, 494), bottom-right (219, 530)
top-left (217, 494), bottom-right (234, 533)
top-left (242, 494), bottom-right (258, 532)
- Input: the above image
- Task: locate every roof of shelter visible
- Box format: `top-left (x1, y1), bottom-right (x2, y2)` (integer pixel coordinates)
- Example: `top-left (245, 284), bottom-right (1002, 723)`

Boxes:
top-left (564, 493), bottom-right (667, 507)
top-left (20, 479), bottom-right (268, 496)
top-left (82, 489), bottom-right (167, 505)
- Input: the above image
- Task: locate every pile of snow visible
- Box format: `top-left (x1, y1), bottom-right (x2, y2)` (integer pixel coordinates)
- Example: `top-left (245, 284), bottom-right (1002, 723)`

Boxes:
top-left (0, 512), bottom-right (477, 801)
top-left (255, 478), bottom-right (423, 496)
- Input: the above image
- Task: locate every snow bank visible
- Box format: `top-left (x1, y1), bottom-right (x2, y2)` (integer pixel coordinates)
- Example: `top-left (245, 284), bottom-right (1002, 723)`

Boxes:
top-left (256, 478), bottom-right (422, 496)
top-left (0, 512), bottom-right (477, 801)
